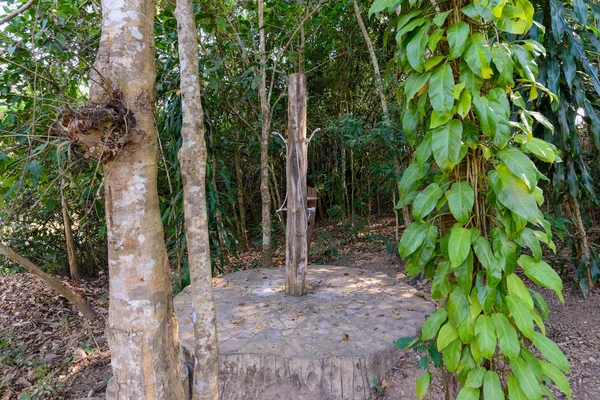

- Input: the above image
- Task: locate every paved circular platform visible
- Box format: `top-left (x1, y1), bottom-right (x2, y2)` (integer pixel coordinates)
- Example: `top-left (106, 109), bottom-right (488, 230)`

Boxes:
top-left (174, 265), bottom-right (434, 400)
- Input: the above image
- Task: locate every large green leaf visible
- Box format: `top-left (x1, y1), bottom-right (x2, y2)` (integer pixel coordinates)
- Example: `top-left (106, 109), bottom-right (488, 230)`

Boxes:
top-left (431, 120), bottom-right (462, 172)
top-left (437, 323), bottom-right (459, 351)
top-left (409, 223), bottom-right (438, 269)
top-left (368, 0), bottom-right (401, 16)
top-left (506, 375), bottom-right (528, 400)
top-left (399, 161), bottom-right (429, 197)
top-left (447, 21), bottom-right (470, 60)
top-left (412, 183), bottom-right (444, 220)
top-left (474, 314), bottom-right (496, 359)
top-left (506, 295), bottom-right (534, 338)
top-left (404, 71), bottom-right (432, 101)
top-left (448, 286), bottom-right (469, 327)
top-left (429, 64), bottom-right (455, 117)
top-left (407, 25), bottom-right (429, 72)
top-left (510, 356), bottom-right (542, 399)
top-left (540, 360), bottom-right (572, 399)
top-left (531, 331), bottom-right (569, 372)
top-left (517, 255), bottom-right (564, 302)
top-left (492, 313), bottom-right (520, 358)
top-left (399, 221), bottom-right (430, 258)
top-left (491, 43), bottom-right (515, 87)
top-left (497, 147), bottom-right (539, 191)
top-left (465, 366), bottom-right (486, 388)
top-left (473, 237), bottom-right (501, 287)
top-left (449, 224), bottom-right (472, 268)
top-left (446, 182), bottom-right (474, 225)
top-left (422, 308), bottom-right (448, 341)
top-left (444, 338), bottom-right (462, 372)
top-left (457, 387), bottom-right (480, 400)
top-left (464, 33), bottom-right (492, 78)
top-left (416, 372), bottom-right (431, 400)
top-left (483, 370), bottom-right (504, 400)
top-left (489, 164), bottom-right (540, 222)
top-left (506, 273), bottom-right (533, 310)
top-left (524, 138), bottom-right (558, 163)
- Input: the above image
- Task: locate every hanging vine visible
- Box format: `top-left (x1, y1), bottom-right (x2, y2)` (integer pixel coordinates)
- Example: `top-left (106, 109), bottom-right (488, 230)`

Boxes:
top-left (371, 0), bottom-right (571, 398)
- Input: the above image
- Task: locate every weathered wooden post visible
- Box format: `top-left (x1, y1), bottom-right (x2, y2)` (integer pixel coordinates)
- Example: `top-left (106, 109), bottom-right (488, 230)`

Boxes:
top-left (285, 73), bottom-right (308, 296)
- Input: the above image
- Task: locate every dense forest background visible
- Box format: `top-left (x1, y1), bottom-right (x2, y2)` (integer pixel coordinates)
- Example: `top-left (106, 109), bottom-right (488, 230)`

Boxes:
top-left (1, 0), bottom-right (598, 294)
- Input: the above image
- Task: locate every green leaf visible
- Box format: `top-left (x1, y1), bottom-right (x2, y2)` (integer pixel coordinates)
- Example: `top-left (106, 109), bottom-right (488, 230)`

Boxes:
top-left (407, 26), bottom-right (429, 73)
top-left (431, 120), bottom-right (462, 172)
top-left (449, 224), bottom-right (472, 268)
top-left (422, 308), bottom-right (448, 341)
top-left (483, 371), bottom-right (504, 400)
top-left (540, 360), bottom-right (572, 399)
top-left (429, 64), bottom-right (455, 116)
top-left (428, 28), bottom-right (445, 53)
top-left (404, 71), bottom-right (432, 101)
top-left (425, 55), bottom-right (445, 71)
top-left (531, 331), bottom-right (569, 372)
top-left (437, 323), bottom-right (459, 351)
top-left (369, 0), bottom-right (401, 16)
top-left (395, 336), bottom-right (420, 349)
top-left (446, 182), bottom-right (474, 225)
top-left (474, 315), bottom-right (496, 359)
top-left (506, 375), bottom-right (528, 400)
top-left (506, 274), bottom-right (534, 311)
top-left (457, 387), bottom-right (480, 400)
top-left (402, 108), bottom-right (421, 146)
top-left (409, 223), bottom-right (438, 269)
top-left (506, 295), bottom-right (534, 338)
top-left (517, 255), bottom-right (564, 303)
top-left (413, 183), bottom-right (444, 220)
top-left (529, 289), bottom-right (549, 319)
top-left (433, 10), bottom-right (451, 26)
top-left (489, 164), bottom-right (540, 222)
top-left (458, 314), bottom-right (476, 343)
top-left (491, 43), bottom-right (515, 87)
top-left (448, 287), bottom-right (469, 328)
top-left (492, 313), bottom-right (520, 358)
top-left (416, 372), bottom-right (431, 400)
top-left (497, 147), bottom-right (539, 191)
top-left (447, 22), bottom-right (470, 60)
top-left (457, 89), bottom-right (472, 119)
top-left (465, 366), bottom-right (486, 388)
top-left (399, 161), bottom-right (429, 197)
top-left (516, 228), bottom-right (542, 261)
top-left (444, 339), bottom-right (462, 372)
top-left (510, 356), bottom-right (542, 399)
top-left (464, 33), bottom-right (491, 78)
top-left (399, 222), bottom-right (431, 258)
top-left (473, 237), bottom-right (501, 287)
top-left (524, 138), bottom-right (557, 163)
top-left (415, 132), bottom-right (432, 165)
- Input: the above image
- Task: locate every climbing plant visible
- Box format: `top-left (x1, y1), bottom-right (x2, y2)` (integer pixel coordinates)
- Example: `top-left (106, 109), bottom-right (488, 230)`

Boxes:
top-left (371, 0), bottom-right (571, 398)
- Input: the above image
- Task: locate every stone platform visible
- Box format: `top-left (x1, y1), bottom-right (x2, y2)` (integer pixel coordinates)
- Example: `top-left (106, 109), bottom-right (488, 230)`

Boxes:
top-left (174, 266), bottom-right (434, 400)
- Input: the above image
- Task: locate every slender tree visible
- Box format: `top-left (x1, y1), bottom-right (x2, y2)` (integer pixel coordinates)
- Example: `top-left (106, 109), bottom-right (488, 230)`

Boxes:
top-left (175, 0), bottom-right (220, 398)
top-left (90, 0), bottom-right (185, 397)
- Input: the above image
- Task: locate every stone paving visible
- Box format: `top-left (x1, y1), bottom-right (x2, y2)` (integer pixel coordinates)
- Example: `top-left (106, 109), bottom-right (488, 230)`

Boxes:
top-left (174, 265), bottom-right (434, 400)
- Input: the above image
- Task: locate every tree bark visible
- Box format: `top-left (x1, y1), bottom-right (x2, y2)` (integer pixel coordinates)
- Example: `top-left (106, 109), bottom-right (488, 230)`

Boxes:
top-left (258, 0), bottom-right (272, 268)
top-left (234, 138), bottom-right (249, 250)
top-left (90, 0), bottom-right (185, 398)
top-left (0, 243), bottom-right (95, 319)
top-left (569, 197), bottom-right (594, 290)
top-left (61, 193), bottom-right (81, 281)
top-left (175, 0), bottom-right (220, 398)
top-left (285, 73), bottom-right (309, 296)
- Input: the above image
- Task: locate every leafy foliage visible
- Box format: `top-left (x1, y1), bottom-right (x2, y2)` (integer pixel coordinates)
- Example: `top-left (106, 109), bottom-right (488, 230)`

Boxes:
top-left (374, 0), bottom-right (575, 397)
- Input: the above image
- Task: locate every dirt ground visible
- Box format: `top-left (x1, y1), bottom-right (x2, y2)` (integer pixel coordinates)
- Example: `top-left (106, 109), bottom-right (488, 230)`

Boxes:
top-left (1, 216), bottom-right (599, 399)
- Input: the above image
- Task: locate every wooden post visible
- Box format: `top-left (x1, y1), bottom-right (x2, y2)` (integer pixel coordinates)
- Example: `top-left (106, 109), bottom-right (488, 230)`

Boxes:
top-left (285, 73), bottom-right (308, 296)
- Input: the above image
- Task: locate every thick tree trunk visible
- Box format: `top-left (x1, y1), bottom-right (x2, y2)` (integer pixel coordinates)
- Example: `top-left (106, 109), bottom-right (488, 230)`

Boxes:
top-left (234, 140), bottom-right (249, 250)
top-left (285, 74), bottom-right (309, 296)
top-left (258, 0), bottom-right (272, 268)
top-left (90, 0), bottom-right (185, 398)
top-left (61, 194), bottom-right (80, 281)
top-left (0, 243), bottom-right (95, 319)
top-left (175, 0), bottom-right (220, 398)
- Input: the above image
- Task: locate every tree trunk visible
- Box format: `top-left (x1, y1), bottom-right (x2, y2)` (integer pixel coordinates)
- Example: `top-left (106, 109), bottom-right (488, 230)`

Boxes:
top-left (258, 0), bottom-right (272, 268)
top-left (285, 73), bottom-right (309, 297)
top-left (351, 0), bottom-right (388, 119)
top-left (234, 139), bottom-right (249, 250)
top-left (175, 0), bottom-right (220, 397)
top-left (61, 193), bottom-right (80, 281)
top-left (0, 243), bottom-right (95, 319)
top-left (569, 196), bottom-right (594, 290)
top-left (90, 0), bottom-right (185, 398)
top-left (209, 130), bottom-right (227, 254)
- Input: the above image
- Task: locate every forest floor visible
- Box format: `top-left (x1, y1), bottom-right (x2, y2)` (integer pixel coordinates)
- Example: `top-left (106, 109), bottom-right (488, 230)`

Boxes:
top-left (1, 216), bottom-right (599, 399)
